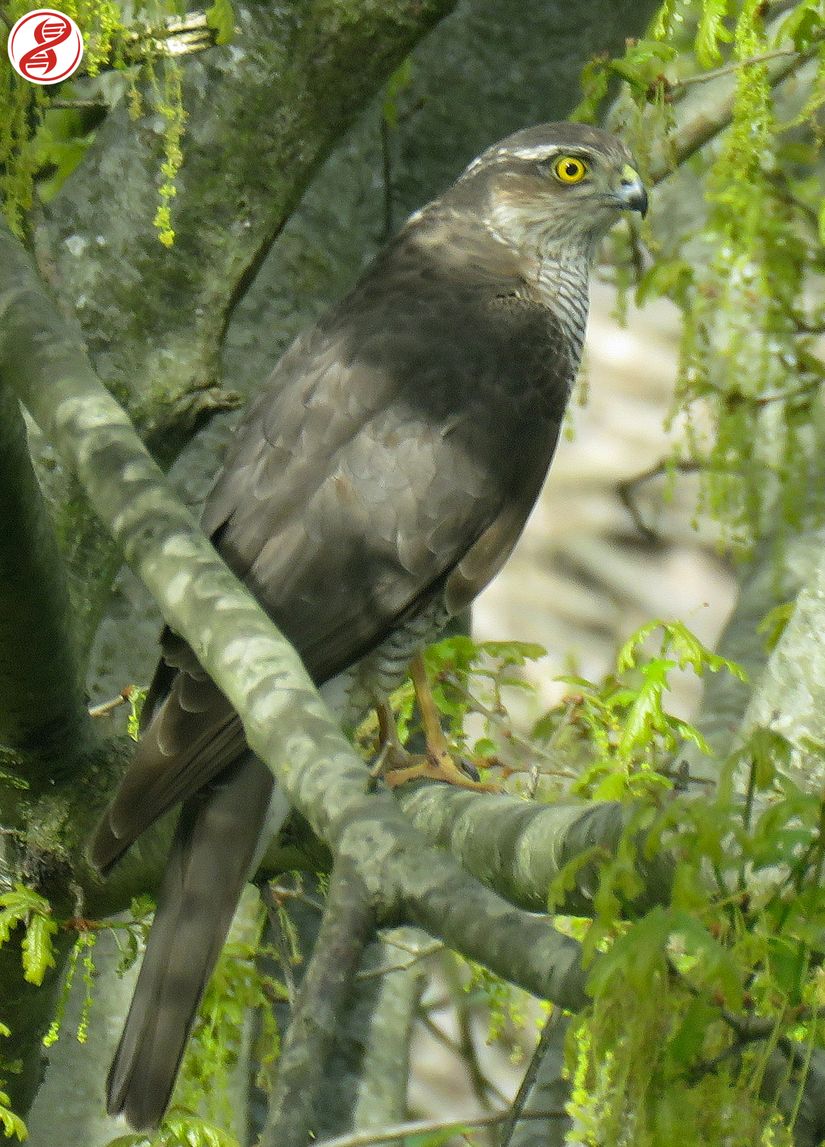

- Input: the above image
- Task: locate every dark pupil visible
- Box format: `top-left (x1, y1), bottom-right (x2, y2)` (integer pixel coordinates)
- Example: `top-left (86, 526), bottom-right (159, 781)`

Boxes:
top-left (564, 161), bottom-right (579, 177)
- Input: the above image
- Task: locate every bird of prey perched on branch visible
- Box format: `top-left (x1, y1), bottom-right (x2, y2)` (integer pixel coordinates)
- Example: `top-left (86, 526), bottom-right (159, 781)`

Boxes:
top-left (92, 122), bottom-right (647, 1128)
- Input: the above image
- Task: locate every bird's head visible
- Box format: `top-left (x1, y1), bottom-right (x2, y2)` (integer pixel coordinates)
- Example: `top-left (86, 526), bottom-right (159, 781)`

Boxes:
top-left (446, 122), bottom-right (647, 264)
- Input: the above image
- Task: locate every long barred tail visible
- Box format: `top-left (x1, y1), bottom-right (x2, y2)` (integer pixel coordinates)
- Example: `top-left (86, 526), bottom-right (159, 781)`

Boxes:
top-left (106, 753), bottom-right (278, 1130)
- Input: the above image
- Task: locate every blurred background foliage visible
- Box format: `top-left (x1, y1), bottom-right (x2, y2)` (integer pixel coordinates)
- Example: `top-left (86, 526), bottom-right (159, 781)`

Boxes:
top-left (590, 0), bottom-right (824, 555)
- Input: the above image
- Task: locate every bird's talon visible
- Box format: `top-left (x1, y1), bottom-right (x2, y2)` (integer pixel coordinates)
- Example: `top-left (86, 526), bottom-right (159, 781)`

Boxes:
top-left (376, 744), bottom-right (500, 793)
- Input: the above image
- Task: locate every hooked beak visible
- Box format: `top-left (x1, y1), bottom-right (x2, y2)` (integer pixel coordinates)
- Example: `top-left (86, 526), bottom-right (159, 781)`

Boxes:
top-left (613, 163), bottom-right (648, 218)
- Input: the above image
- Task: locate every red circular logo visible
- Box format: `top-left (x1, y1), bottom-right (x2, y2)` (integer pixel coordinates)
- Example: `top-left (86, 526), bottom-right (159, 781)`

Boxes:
top-left (7, 9), bottom-right (84, 85)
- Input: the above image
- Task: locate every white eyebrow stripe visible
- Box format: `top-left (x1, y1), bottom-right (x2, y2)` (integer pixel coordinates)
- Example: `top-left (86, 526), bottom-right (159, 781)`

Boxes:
top-left (483, 145), bottom-right (595, 163)
top-left (507, 146), bottom-right (566, 159)
top-left (462, 147), bottom-right (564, 177)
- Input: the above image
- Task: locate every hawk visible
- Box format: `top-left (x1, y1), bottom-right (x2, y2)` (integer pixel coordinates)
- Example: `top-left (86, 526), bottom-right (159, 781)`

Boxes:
top-left (92, 122), bottom-right (647, 1128)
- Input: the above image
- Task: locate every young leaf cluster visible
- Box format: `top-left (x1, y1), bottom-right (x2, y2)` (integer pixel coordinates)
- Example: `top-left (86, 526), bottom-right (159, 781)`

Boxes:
top-left (561, 719), bottom-right (825, 1145)
top-left (0, 885), bottom-right (58, 987)
top-left (0, 1025), bottom-right (27, 1143)
top-left (534, 619), bottom-right (743, 801)
top-left (399, 619), bottom-right (825, 1144)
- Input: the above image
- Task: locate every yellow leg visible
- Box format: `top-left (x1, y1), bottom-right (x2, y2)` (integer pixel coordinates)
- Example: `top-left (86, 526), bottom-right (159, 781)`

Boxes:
top-left (378, 653), bottom-right (499, 792)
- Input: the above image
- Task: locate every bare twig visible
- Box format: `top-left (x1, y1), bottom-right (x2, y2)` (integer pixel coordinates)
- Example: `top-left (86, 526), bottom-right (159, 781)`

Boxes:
top-left (616, 459), bottom-right (705, 541)
top-left (669, 46), bottom-right (804, 91)
top-left (266, 881), bottom-right (325, 916)
top-left (316, 1107), bottom-right (567, 1147)
top-left (355, 937), bottom-right (443, 982)
top-left (646, 40), bottom-right (818, 184)
top-left (49, 99), bottom-right (108, 110)
top-left (88, 686), bottom-right (134, 719)
top-left (418, 1012), bottom-right (510, 1107)
top-left (499, 1010), bottom-right (564, 1147)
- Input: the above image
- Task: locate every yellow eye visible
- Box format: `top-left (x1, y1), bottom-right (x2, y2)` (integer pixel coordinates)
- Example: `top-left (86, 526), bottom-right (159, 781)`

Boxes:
top-left (552, 156), bottom-right (588, 184)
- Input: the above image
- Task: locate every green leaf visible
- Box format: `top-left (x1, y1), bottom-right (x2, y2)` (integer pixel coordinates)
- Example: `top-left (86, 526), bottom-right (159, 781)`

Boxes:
top-left (587, 907), bottom-right (672, 997)
top-left (592, 771), bottom-right (630, 801)
top-left (618, 659), bottom-right (674, 756)
top-left (662, 621), bottom-right (706, 672)
top-left (668, 996), bottom-right (718, 1066)
top-left (0, 886), bottom-right (58, 985)
top-left (696, 0), bottom-right (733, 68)
top-left (616, 620), bottom-right (662, 672)
top-left (478, 639), bottom-right (547, 665)
top-left (21, 914), bottom-right (57, 986)
top-left (0, 886), bottom-right (45, 918)
top-left (757, 601), bottom-right (795, 651)
top-left (127, 686), bottom-right (148, 742)
top-left (571, 53), bottom-right (611, 122)
top-left (205, 0), bottom-right (235, 45)
top-left (0, 1097), bottom-right (27, 1141)
top-left (472, 736), bottom-right (496, 757)
top-left (383, 56), bottom-right (414, 130)
top-left (650, 0), bottom-right (677, 41)
top-left (731, 727), bottom-right (793, 789)
top-left (610, 39), bottom-right (678, 90)
top-left (669, 717), bottom-right (712, 757)
top-left (774, 0), bottom-right (822, 51)
top-left (667, 912), bottom-right (743, 1008)
top-left (617, 620), bottom-right (746, 682)
top-left (766, 936), bottom-right (807, 1003)
top-left (663, 621), bottom-right (746, 680)
top-left (547, 846), bottom-right (605, 911)
top-left (131, 1111), bottom-right (243, 1147)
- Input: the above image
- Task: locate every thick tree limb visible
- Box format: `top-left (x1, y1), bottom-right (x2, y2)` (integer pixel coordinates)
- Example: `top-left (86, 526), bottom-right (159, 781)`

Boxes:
top-left (0, 386), bottom-right (91, 768)
top-left (739, 543), bottom-right (825, 788)
top-left (396, 787), bottom-right (673, 916)
top-left (342, 929), bottom-right (430, 1130)
top-left (502, 1012), bottom-right (571, 1147)
top-left (260, 860), bottom-right (376, 1145)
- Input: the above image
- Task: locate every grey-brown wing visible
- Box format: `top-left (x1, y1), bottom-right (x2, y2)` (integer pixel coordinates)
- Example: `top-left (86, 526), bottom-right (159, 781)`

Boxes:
top-left (203, 256), bottom-right (571, 682)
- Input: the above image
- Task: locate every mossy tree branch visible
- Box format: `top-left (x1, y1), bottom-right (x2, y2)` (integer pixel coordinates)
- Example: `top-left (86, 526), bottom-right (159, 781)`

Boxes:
top-left (396, 787), bottom-right (673, 916)
top-left (0, 386), bottom-right (91, 770)
top-left (260, 859), bottom-right (376, 1145)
